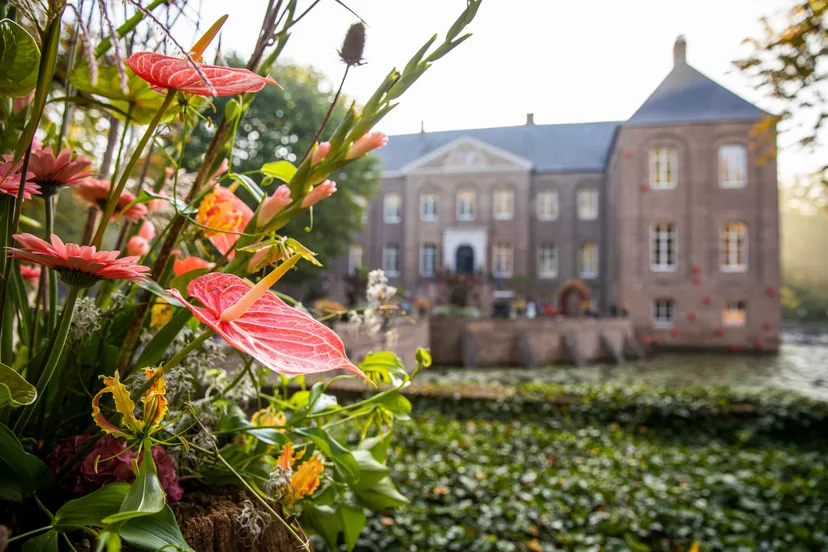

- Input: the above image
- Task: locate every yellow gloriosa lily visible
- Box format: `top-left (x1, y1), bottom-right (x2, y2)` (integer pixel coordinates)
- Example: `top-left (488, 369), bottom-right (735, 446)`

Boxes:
top-left (91, 368), bottom-right (168, 438)
top-left (276, 443), bottom-right (325, 504)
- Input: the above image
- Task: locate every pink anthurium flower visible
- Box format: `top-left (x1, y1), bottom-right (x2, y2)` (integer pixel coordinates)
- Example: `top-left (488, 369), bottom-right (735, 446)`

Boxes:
top-left (166, 270), bottom-right (366, 378)
top-left (125, 52), bottom-right (279, 97)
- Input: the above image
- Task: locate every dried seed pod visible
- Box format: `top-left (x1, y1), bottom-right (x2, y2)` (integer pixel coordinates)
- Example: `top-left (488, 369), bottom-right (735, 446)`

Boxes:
top-left (339, 23), bottom-right (366, 67)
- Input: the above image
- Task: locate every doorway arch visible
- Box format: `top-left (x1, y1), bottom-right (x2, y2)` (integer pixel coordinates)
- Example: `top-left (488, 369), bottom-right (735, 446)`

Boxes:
top-left (455, 245), bottom-right (474, 274)
top-left (556, 278), bottom-right (591, 316)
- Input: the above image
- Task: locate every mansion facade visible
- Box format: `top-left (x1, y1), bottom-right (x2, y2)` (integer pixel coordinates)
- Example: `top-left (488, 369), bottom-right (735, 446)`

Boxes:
top-left (332, 37), bottom-right (781, 350)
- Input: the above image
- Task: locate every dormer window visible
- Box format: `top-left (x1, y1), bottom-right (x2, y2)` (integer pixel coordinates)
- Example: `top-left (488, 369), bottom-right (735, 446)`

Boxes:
top-left (650, 147), bottom-right (677, 189)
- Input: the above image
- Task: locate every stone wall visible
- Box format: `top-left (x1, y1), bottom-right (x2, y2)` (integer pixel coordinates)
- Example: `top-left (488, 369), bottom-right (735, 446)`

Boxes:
top-left (429, 316), bottom-right (637, 367)
top-left (337, 318), bottom-right (430, 371)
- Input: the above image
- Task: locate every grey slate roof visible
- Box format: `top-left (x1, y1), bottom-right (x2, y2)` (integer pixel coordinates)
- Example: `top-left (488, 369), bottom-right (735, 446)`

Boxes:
top-left (374, 121), bottom-right (621, 174)
top-left (626, 62), bottom-right (768, 126)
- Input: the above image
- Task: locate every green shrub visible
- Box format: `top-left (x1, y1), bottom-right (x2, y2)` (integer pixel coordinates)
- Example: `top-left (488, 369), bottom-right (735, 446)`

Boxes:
top-left (432, 305), bottom-right (482, 318)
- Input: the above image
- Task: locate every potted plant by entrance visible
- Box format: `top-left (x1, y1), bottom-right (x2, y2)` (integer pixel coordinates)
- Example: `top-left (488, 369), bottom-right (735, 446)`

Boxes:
top-left (0, 2), bottom-right (480, 550)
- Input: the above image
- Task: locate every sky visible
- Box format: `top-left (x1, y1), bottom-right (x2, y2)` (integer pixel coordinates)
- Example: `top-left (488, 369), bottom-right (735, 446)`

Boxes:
top-left (172, 0), bottom-right (824, 181)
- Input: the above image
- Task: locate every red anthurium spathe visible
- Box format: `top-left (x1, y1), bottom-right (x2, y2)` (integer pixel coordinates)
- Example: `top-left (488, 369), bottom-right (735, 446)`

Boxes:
top-left (125, 52), bottom-right (278, 97)
top-left (166, 272), bottom-right (366, 378)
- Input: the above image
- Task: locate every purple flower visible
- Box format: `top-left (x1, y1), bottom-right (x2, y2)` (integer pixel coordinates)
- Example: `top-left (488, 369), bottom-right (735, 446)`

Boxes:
top-left (47, 434), bottom-right (184, 502)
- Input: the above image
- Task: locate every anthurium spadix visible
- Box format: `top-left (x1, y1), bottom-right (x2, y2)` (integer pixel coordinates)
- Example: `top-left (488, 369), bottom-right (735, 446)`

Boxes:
top-left (166, 261), bottom-right (366, 378)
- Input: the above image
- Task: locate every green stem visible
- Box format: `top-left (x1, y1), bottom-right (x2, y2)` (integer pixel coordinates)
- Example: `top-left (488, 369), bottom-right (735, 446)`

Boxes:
top-left (44, 194), bottom-right (57, 334)
top-left (13, 286), bottom-right (80, 435)
top-left (6, 525), bottom-right (52, 543)
top-left (90, 89), bottom-right (175, 248)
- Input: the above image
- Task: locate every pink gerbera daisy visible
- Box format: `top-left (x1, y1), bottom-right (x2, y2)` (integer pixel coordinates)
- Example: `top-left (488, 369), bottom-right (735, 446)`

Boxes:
top-left (2, 146), bottom-right (93, 197)
top-left (0, 160), bottom-right (40, 200)
top-left (7, 233), bottom-right (149, 288)
top-left (74, 179), bottom-right (148, 223)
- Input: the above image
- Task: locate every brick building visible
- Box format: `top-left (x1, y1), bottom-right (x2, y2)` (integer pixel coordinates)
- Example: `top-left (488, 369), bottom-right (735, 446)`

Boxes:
top-left (332, 37), bottom-right (781, 350)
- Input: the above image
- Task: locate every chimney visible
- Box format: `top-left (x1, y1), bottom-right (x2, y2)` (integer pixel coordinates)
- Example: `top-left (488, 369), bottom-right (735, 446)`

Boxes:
top-left (673, 35), bottom-right (687, 65)
top-left (525, 113), bottom-right (535, 126)
top-left (420, 120), bottom-right (425, 133)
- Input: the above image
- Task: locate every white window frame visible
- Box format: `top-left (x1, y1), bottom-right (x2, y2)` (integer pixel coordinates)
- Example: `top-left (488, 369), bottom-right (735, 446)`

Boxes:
top-left (420, 192), bottom-right (438, 221)
top-left (420, 243), bottom-right (437, 277)
top-left (492, 243), bottom-right (513, 278)
top-left (382, 244), bottom-right (400, 277)
top-left (650, 222), bottom-right (677, 272)
top-left (456, 189), bottom-right (476, 221)
top-left (720, 222), bottom-right (748, 272)
top-left (347, 244), bottom-right (363, 275)
top-left (719, 144), bottom-right (747, 188)
top-left (579, 242), bottom-right (599, 279)
top-left (537, 244), bottom-right (558, 279)
top-left (493, 188), bottom-right (514, 220)
top-left (652, 298), bottom-right (676, 327)
top-left (649, 147), bottom-right (678, 190)
top-left (383, 193), bottom-right (401, 224)
top-left (577, 188), bottom-right (599, 221)
top-left (536, 190), bottom-right (559, 221)
top-left (722, 300), bottom-right (747, 327)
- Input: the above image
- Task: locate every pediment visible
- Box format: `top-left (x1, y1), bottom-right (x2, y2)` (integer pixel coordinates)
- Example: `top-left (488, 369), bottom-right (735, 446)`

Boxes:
top-left (401, 137), bottom-right (533, 174)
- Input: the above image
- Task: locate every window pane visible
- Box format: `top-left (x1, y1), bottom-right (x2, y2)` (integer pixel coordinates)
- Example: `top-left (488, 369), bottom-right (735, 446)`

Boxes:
top-left (420, 193), bottom-right (438, 220)
top-left (538, 245), bottom-right (558, 278)
top-left (579, 242), bottom-right (598, 277)
top-left (719, 145), bottom-right (746, 188)
top-left (383, 194), bottom-right (401, 223)
top-left (457, 190), bottom-right (476, 221)
top-left (577, 189), bottom-right (598, 220)
top-left (650, 148), bottom-right (677, 189)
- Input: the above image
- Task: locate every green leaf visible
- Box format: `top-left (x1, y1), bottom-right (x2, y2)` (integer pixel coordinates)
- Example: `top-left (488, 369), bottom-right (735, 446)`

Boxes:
top-left (294, 427), bottom-right (359, 484)
top-left (302, 504), bottom-right (341, 550)
top-left (338, 504), bottom-right (366, 552)
top-left (0, 361), bottom-right (36, 407)
top-left (357, 435), bottom-right (391, 463)
top-left (353, 476), bottom-right (409, 511)
top-left (260, 160), bottom-right (297, 183)
top-left (121, 504), bottom-right (194, 551)
top-left (94, 530), bottom-right (122, 552)
top-left (167, 268), bottom-right (211, 296)
top-left (415, 347), bottom-right (432, 368)
top-left (134, 309), bottom-right (191, 370)
top-left (132, 276), bottom-right (184, 308)
top-left (358, 352), bottom-right (407, 383)
top-left (307, 382), bottom-right (338, 415)
top-left (0, 421), bottom-right (50, 499)
top-left (218, 405), bottom-right (289, 446)
top-left (351, 449), bottom-right (391, 490)
top-left (103, 445), bottom-right (165, 523)
top-left (228, 172), bottom-right (264, 202)
top-left (623, 533), bottom-right (652, 552)
top-left (374, 391), bottom-right (412, 418)
top-left (0, 19), bottom-right (40, 97)
top-left (21, 529), bottom-right (58, 552)
top-left (54, 483), bottom-right (129, 530)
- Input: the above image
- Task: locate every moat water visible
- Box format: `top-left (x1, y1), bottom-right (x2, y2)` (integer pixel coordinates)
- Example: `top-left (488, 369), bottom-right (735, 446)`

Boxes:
top-left (423, 335), bottom-right (828, 401)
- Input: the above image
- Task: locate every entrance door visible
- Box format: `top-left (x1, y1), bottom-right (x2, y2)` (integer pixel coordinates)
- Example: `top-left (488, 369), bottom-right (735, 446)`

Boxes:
top-left (455, 245), bottom-right (474, 274)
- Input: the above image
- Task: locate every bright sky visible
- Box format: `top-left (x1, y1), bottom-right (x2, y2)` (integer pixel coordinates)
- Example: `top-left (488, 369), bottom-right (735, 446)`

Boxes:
top-left (177, 0), bottom-right (824, 180)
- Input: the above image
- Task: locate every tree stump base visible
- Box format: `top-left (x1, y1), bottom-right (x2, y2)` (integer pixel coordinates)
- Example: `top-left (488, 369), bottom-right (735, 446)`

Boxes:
top-left (171, 488), bottom-right (311, 552)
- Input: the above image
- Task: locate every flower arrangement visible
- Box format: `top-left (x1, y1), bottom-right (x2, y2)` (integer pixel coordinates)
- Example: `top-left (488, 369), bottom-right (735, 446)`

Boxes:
top-left (0, 1), bottom-right (480, 551)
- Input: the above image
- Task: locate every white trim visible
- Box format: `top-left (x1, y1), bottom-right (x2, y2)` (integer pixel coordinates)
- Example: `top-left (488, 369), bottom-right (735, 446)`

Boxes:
top-left (400, 136), bottom-right (534, 174)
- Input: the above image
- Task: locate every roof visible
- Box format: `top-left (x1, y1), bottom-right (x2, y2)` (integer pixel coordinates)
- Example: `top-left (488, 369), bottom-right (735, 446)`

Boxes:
top-left (626, 62), bottom-right (768, 126)
top-left (374, 121), bottom-right (621, 174)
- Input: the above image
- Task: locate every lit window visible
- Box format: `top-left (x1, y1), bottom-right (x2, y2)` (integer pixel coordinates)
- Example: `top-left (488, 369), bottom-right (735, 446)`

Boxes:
top-left (537, 245), bottom-right (558, 279)
top-left (650, 222), bottom-right (677, 272)
top-left (723, 300), bottom-right (747, 326)
top-left (420, 243), bottom-right (437, 277)
top-left (719, 144), bottom-right (747, 188)
top-left (650, 147), bottom-right (678, 189)
top-left (456, 189), bottom-right (476, 221)
top-left (720, 222), bottom-right (747, 272)
top-left (579, 242), bottom-right (599, 278)
top-left (492, 242), bottom-right (513, 278)
top-left (536, 190), bottom-right (559, 221)
top-left (383, 193), bottom-right (401, 224)
top-left (420, 192), bottom-right (438, 221)
top-left (653, 298), bottom-right (675, 327)
top-left (382, 244), bottom-right (400, 276)
top-left (577, 188), bottom-right (599, 220)
top-left (493, 189), bottom-right (514, 220)
top-left (347, 245), bottom-right (363, 275)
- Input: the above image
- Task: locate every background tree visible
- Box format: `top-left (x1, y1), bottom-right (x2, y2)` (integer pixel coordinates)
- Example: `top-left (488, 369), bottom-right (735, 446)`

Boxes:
top-left (185, 61), bottom-right (379, 296)
top-left (734, 1), bottom-right (827, 183)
